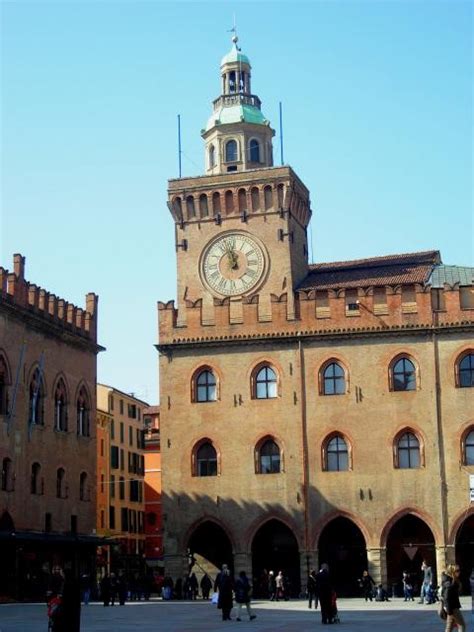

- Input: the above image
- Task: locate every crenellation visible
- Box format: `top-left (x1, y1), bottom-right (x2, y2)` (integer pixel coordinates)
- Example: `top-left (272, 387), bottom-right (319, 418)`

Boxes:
top-left (0, 255), bottom-right (99, 343)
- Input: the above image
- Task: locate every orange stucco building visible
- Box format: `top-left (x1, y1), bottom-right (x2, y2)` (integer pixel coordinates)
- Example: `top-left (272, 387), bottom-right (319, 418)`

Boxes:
top-left (143, 406), bottom-right (163, 570)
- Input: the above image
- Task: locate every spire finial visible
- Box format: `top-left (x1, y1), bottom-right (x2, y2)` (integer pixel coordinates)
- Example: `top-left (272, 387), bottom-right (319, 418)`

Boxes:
top-left (228, 14), bottom-right (240, 49)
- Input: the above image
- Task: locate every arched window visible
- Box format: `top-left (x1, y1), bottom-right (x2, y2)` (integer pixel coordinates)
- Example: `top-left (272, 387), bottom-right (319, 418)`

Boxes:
top-left (396, 432), bottom-right (420, 469)
top-left (194, 369), bottom-right (217, 403)
top-left (458, 352), bottom-right (474, 388)
top-left (324, 435), bottom-right (349, 471)
top-left (249, 139), bottom-right (260, 162)
top-left (0, 354), bottom-right (10, 416)
top-left (238, 188), bottom-right (247, 213)
top-left (29, 367), bottom-right (45, 426)
top-left (322, 362), bottom-right (346, 395)
top-left (76, 386), bottom-right (90, 437)
top-left (225, 140), bottom-right (238, 162)
top-left (195, 442), bottom-right (218, 477)
top-left (209, 144), bottom-right (215, 168)
top-left (1, 458), bottom-right (13, 492)
top-left (54, 378), bottom-right (68, 432)
top-left (186, 196), bottom-right (196, 219)
top-left (463, 429), bottom-right (474, 465)
top-left (31, 462), bottom-right (42, 495)
top-left (264, 185), bottom-right (273, 210)
top-left (199, 194), bottom-right (209, 218)
top-left (254, 365), bottom-right (278, 399)
top-left (391, 357), bottom-right (417, 391)
top-left (258, 439), bottom-right (281, 474)
top-left (225, 190), bottom-right (234, 214)
top-left (79, 472), bottom-right (88, 501)
top-left (56, 467), bottom-right (66, 498)
top-left (212, 192), bottom-right (221, 216)
top-left (277, 183), bottom-right (285, 208)
top-left (251, 187), bottom-right (260, 212)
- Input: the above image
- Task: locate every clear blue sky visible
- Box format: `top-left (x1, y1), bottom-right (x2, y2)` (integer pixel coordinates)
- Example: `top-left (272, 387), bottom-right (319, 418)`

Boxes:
top-left (1, 1), bottom-right (472, 403)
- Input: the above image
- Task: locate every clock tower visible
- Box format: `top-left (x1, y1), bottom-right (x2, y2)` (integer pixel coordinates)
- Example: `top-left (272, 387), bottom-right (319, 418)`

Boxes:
top-left (167, 35), bottom-right (312, 326)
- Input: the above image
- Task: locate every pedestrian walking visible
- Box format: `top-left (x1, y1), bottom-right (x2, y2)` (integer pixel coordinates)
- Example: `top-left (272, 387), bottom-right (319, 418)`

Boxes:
top-left (359, 570), bottom-right (375, 601)
top-left (214, 563), bottom-right (234, 621)
top-left (275, 571), bottom-right (285, 601)
top-left (100, 574), bottom-right (111, 607)
top-left (418, 560), bottom-right (433, 604)
top-left (443, 565), bottom-right (466, 632)
top-left (402, 571), bottom-right (414, 601)
top-left (189, 573), bottom-right (198, 600)
top-left (268, 570), bottom-right (276, 601)
top-left (109, 572), bottom-right (117, 606)
top-left (234, 571), bottom-right (257, 622)
top-left (117, 571), bottom-right (127, 605)
top-left (307, 569), bottom-right (317, 609)
top-left (200, 574), bottom-right (212, 600)
top-left (80, 572), bottom-right (92, 605)
top-left (315, 563), bottom-right (333, 625)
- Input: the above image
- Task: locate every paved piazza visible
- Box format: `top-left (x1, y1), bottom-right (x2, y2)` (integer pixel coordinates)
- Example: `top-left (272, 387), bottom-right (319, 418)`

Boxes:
top-left (0, 598), bottom-right (472, 632)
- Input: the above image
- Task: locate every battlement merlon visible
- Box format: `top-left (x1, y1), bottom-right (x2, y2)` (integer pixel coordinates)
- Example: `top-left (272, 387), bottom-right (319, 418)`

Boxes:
top-left (157, 283), bottom-right (474, 345)
top-left (0, 254), bottom-right (101, 347)
top-left (167, 165), bottom-right (312, 230)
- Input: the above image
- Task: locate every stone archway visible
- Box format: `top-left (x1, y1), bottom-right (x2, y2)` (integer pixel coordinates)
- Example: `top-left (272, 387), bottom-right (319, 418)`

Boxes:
top-left (251, 519), bottom-right (300, 597)
top-left (455, 513), bottom-right (474, 594)
top-left (385, 514), bottom-right (436, 595)
top-left (318, 516), bottom-right (368, 596)
top-left (187, 520), bottom-right (233, 579)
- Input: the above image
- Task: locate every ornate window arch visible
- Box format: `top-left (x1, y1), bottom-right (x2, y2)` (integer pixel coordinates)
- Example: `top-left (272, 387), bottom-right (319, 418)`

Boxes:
top-left (225, 139), bottom-right (238, 162)
top-left (255, 436), bottom-right (282, 474)
top-left (0, 353), bottom-right (10, 416)
top-left (31, 462), bottom-right (42, 495)
top-left (199, 193), bottom-right (209, 218)
top-left (250, 187), bottom-right (260, 212)
top-left (461, 427), bottom-right (474, 465)
top-left (53, 377), bottom-right (68, 432)
top-left (209, 144), bottom-right (215, 168)
top-left (238, 188), bottom-right (247, 213)
top-left (28, 366), bottom-right (45, 426)
top-left (251, 363), bottom-right (278, 400)
top-left (263, 185), bottom-right (273, 210)
top-left (393, 429), bottom-right (423, 468)
top-left (249, 138), bottom-right (260, 163)
top-left (322, 433), bottom-right (352, 471)
top-left (319, 359), bottom-right (348, 396)
top-left (76, 385), bottom-right (90, 437)
top-left (1, 457), bottom-right (14, 492)
top-left (455, 350), bottom-right (474, 388)
top-left (389, 354), bottom-right (419, 392)
top-left (192, 367), bottom-right (218, 403)
top-left (56, 467), bottom-right (66, 498)
top-left (186, 195), bottom-right (195, 219)
top-left (191, 438), bottom-right (219, 477)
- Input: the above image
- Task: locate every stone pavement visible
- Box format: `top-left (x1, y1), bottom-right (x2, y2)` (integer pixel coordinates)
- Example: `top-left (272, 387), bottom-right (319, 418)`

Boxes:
top-left (0, 597), bottom-right (472, 632)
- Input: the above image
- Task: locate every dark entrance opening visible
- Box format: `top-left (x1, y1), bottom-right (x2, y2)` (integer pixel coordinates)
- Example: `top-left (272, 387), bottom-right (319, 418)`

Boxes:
top-left (251, 519), bottom-right (300, 597)
top-left (455, 513), bottom-right (474, 594)
top-left (188, 521), bottom-right (233, 577)
top-left (0, 512), bottom-right (15, 599)
top-left (318, 517), bottom-right (367, 596)
top-left (386, 514), bottom-right (436, 596)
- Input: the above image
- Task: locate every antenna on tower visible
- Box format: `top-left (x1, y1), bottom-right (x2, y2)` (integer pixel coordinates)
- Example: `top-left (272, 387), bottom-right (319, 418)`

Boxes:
top-left (279, 101), bottom-right (284, 166)
top-left (177, 114), bottom-right (182, 178)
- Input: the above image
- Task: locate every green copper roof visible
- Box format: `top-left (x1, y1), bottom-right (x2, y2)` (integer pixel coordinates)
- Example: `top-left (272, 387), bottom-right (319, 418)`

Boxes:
top-left (206, 103), bottom-right (267, 131)
top-left (429, 265), bottom-right (474, 287)
top-left (221, 45), bottom-right (250, 67)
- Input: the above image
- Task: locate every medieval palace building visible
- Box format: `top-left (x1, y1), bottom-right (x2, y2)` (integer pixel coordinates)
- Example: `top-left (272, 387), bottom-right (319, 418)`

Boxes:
top-left (158, 37), bottom-right (474, 595)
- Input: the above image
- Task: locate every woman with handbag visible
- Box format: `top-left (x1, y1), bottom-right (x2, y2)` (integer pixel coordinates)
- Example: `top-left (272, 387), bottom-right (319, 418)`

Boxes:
top-left (442, 565), bottom-right (465, 632)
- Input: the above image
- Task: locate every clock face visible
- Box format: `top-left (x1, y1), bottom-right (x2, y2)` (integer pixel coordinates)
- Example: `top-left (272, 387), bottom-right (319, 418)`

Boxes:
top-left (201, 232), bottom-right (266, 297)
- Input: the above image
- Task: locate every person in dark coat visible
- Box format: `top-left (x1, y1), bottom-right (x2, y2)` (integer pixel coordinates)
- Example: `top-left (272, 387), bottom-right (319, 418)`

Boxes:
top-left (100, 574), bottom-right (111, 607)
top-left (359, 570), bottom-right (375, 601)
top-left (200, 574), bottom-right (212, 600)
top-left (58, 569), bottom-right (81, 632)
top-left (315, 563), bottom-right (333, 625)
top-left (234, 571), bottom-right (256, 622)
top-left (109, 572), bottom-right (117, 606)
top-left (189, 573), bottom-right (198, 600)
top-left (307, 570), bottom-right (317, 609)
top-left (117, 572), bottom-right (127, 605)
top-left (268, 570), bottom-right (276, 601)
top-left (214, 564), bottom-right (234, 621)
top-left (444, 565), bottom-right (465, 632)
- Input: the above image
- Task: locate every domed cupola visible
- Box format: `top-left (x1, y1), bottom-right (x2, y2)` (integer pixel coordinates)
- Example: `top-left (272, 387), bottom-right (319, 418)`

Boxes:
top-left (202, 35), bottom-right (275, 175)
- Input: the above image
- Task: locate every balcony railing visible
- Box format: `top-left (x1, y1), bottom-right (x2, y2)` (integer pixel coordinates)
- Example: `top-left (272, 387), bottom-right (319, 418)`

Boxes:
top-left (212, 94), bottom-right (262, 111)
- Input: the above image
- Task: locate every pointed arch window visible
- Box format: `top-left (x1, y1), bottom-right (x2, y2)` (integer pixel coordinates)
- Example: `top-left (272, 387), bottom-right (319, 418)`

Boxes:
top-left (254, 365), bottom-right (278, 399)
top-left (321, 362), bottom-right (346, 395)
top-left (1, 457), bottom-right (13, 492)
top-left (54, 379), bottom-right (68, 432)
top-left (199, 194), bottom-right (209, 218)
top-left (390, 356), bottom-right (417, 391)
top-left (323, 434), bottom-right (349, 471)
top-left (249, 139), bottom-right (260, 163)
top-left (225, 140), bottom-right (238, 163)
top-left (264, 186), bottom-right (273, 210)
top-left (251, 187), bottom-right (260, 212)
top-left (56, 467), bottom-right (66, 498)
top-left (76, 387), bottom-right (90, 437)
top-left (257, 439), bottom-right (281, 474)
top-left (29, 368), bottom-right (45, 426)
top-left (79, 472), bottom-right (88, 501)
top-left (462, 429), bottom-right (474, 465)
top-left (195, 442), bottom-right (218, 477)
top-left (395, 432), bottom-right (420, 469)
top-left (194, 369), bottom-right (217, 403)
top-left (457, 352), bottom-right (474, 388)
top-left (0, 354), bottom-right (10, 416)
top-left (31, 462), bottom-right (42, 495)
